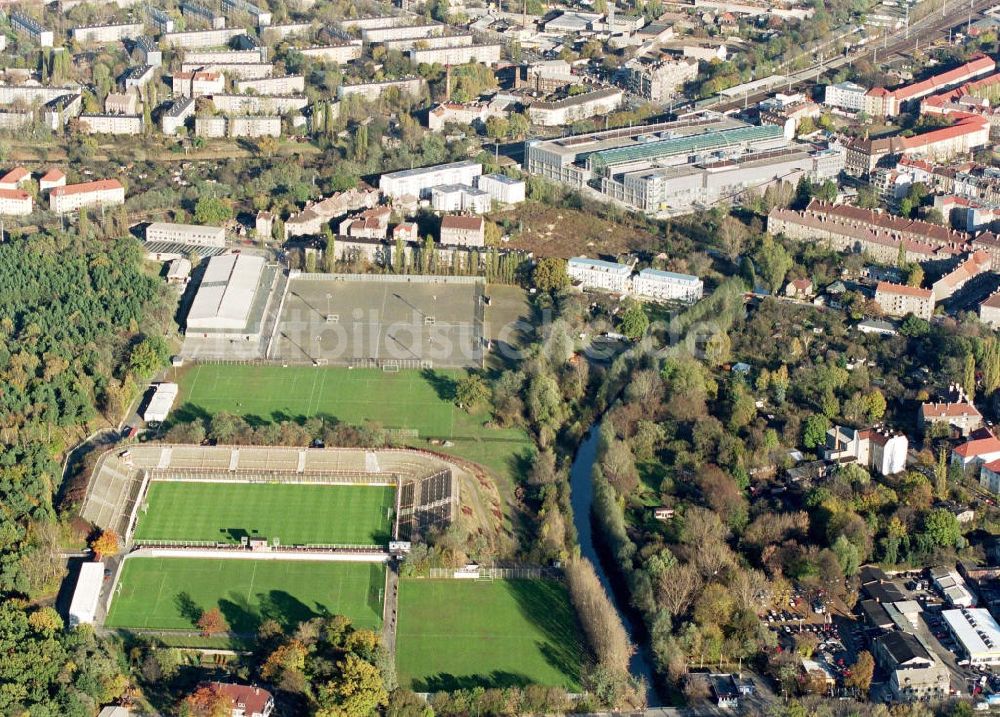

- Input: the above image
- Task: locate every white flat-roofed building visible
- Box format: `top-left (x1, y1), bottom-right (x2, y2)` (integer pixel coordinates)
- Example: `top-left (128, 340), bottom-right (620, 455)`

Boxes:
top-left (824, 81), bottom-right (868, 111)
top-left (11, 11), bottom-right (53, 47)
top-left (79, 114), bottom-right (142, 135)
top-left (123, 64), bottom-right (157, 91)
top-left (209, 94), bottom-right (306, 114)
top-left (933, 567), bottom-right (975, 607)
top-left (298, 42), bottom-right (363, 64)
top-left (337, 77), bottom-right (424, 102)
top-left (68, 562), bottom-right (104, 627)
top-left (527, 86), bottom-right (623, 127)
top-left (235, 75), bottom-right (305, 95)
top-left (568, 257), bottom-right (632, 293)
top-left (187, 253), bottom-right (266, 334)
top-left (380, 160), bottom-right (482, 199)
top-left (71, 22), bottom-right (144, 44)
top-left (181, 62), bottom-right (274, 80)
top-left (943, 608), bottom-right (1000, 665)
top-left (408, 44), bottom-right (502, 67)
top-left (142, 382), bottom-right (179, 422)
top-left (184, 49), bottom-right (264, 65)
top-left (147, 7), bottom-right (175, 33)
top-left (163, 28), bottom-right (242, 49)
top-left (194, 115), bottom-right (227, 138)
top-left (50, 179), bottom-right (125, 213)
top-left (228, 115), bottom-right (280, 137)
top-left (261, 22), bottom-right (312, 42)
top-left (477, 173), bottom-right (525, 204)
top-left (361, 23), bottom-right (442, 43)
top-left (430, 184), bottom-right (490, 214)
top-left (135, 36), bottom-right (161, 66)
top-left (162, 97), bottom-right (195, 133)
top-left (0, 188), bottom-right (32, 215)
top-left (147, 222), bottom-right (225, 247)
top-left (632, 268), bottom-right (703, 303)
top-left (383, 32), bottom-right (472, 52)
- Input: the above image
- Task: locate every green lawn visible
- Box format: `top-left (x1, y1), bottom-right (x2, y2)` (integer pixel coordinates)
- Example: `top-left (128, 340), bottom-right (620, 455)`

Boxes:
top-left (105, 557), bottom-right (384, 635)
top-left (133, 482), bottom-right (394, 546)
top-left (173, 365), bottom-right (535, 493)
top-left (396, 579), bottom-right (584, 692)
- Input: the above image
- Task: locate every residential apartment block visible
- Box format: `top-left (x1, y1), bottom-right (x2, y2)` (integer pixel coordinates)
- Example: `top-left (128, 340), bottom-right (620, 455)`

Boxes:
top-left (298, 42), bottom-right (363, 64)
top-left (146, 222), bottom-right (226, 247)
top-left (162, 28), bottom-right (243, 49)
top-left (624, 58), bottom-right (698, 102)
top-left (919, 401), bottom-right (983, 437)
top-left (11, 11), bottom-right (53, 47)
top-left (71, 22), bottom-right (144, 44)
top-left (632, 268), bottom-right (703, 303)
top-left (439, 215), bottom-right (485, 247)
top-left (78, 114), bottom-right (142, 135)
top-left (162, 97), bottom-right (195, 133)
top-left (526, 86), bottom-right (623, 127)
top-left (337, 77), bottom-right (424, 102)
top-left (172, 71), bottom-right (225, 98)
top-left (567, 257), bottom-right (633, 293)
top-left (0, 188), bottom-right (32, 215)
top-left (823, 81), bottom-right (869, 112)
top-left (408, 44), bottom-right (502, 67)
top-left (824, 425), bottom-right (908, 475)
top-left (380, 160), bottom-right (482, 199)
top-left (874, 281), bottom-right (935, 320)
top-left (477, 174), bottom-right (525, 205)
top-left (49, 179), bottom-right (125, 213)
top-left (235, 75), bottom-right (305, 95)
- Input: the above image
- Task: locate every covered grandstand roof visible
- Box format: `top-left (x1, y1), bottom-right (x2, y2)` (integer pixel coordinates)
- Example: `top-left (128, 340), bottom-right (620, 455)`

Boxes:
top-left (186, 253), bottom-right (265, 331)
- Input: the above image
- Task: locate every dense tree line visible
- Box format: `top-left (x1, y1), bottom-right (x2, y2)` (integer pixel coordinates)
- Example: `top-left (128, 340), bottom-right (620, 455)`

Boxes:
top-left (0, 231), bottom-right (171, 712)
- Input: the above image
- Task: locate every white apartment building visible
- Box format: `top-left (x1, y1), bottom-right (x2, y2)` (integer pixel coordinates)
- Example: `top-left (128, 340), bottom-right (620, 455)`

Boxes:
top-left (567, 257), bottom-right (632, 293)
top-left (337, 77), bottom-right (424, 102)
top-left (220, 0), bottom-right (271, 26)
top-left (162, 97), bottom-right (195, 133)
top-left (228, 115), bottom-right (281, 137)
top-left (50, 179), bottom-right (125, 213)
top-left (104, 92), bottom-right (139, 114)
top-left (172, 71), bottom-right (225, 97)
top-left (123, 65), bottom-right (157, 91)
top-left (181, 0), bottom-right (226, 29)
top-left (146, 222), bottom-right (226, 247)
top-left (0, 188), bottom-right (32, 215)
top-left (260, 22), bottom-right (312, 42)
top-left (632, 268), bottom-right (703, 303)
top-left (39, 169), bottom-right (65, 194)
top-left (135, 36), bottom-right (161, 66)
top-left (361, 23), bottom-right (443, 43)
top-left (380, 160), bottom-right (482, 199)
top-left (162, 28), bottom-right (243, 49)
top-left (181, 62), bottom-right (274, 80)
top-left (11, 11), bottom-right (53, 47)
top-left (184, 50), bottom-right (264, 65)
top-left (408, 44), bottom-right (502, 67)
top-left (874, 281), bottom-right (935, 319)
top-left (71, 22), bottom-right (144, 44)
top-left (625, 58), bottom-right (698, 102)
top-left (823, 81), bottom-right (868, 112)
top-left (78, 114), bottom-right (142, 135)
top-left (235, 75), bottom-right (305, 95)
top-left (477, 174), bottom-right (525, 204)
top-left (527, 86), bottom-right (623, 127)
top-left (147, 7), bottom-right (175, 33)
top-left (298, 43), bottom-right (363, 64)
top-left (210, 94), bottom-right (307, 114)
top-left (383, 32), bottom-right (472, 52)
top-left (194, 116), bottom-right (226, 138)
top-left (430, 184), bottom-right (491, 214)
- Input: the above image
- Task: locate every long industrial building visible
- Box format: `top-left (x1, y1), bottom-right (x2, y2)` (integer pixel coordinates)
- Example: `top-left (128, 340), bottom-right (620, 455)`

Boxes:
top-left (525, 113), bottom-right (830, 213)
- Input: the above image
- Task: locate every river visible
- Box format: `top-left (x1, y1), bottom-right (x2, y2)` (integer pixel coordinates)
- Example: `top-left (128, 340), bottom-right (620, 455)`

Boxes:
top-left (569, 427), bottom-right (661, 705)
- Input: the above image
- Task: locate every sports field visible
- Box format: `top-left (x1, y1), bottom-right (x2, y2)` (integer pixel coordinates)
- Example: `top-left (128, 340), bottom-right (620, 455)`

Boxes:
top-left (396, 579), bottom-right (584, 692)
top-left (272, 277), bottom-right (482, 367)
top-left (105, 557), bottom-right (384, 634)
top-left (133, 482), bottom-right (394, 546)
top-left (173, 366), bottom-right (534, 493)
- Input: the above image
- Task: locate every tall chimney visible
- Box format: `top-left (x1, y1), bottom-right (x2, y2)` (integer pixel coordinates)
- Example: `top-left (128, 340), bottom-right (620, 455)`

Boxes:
top-left (445, 63), bottom-right (452, 102)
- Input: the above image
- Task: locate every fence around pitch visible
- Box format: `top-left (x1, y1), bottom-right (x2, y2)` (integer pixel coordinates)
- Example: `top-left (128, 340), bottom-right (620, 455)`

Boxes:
top-left (425, 566), bottom-right (561, 580)
top-left (131, 539), bottom-right (385, 552)
top-left (146, 468), bottom-right (400, 486)
top-left (290, 272), bottom-right (485, 285)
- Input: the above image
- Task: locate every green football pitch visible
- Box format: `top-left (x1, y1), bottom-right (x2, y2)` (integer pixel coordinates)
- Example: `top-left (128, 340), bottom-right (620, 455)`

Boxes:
top-left (173, 365), bottom-right (534, 490)
top-left (132, 482), bottom-right (394, 546)
top-left (396, 579), bottom-right (584, 692)
top-left (105, 557), bottom-right (384, 634)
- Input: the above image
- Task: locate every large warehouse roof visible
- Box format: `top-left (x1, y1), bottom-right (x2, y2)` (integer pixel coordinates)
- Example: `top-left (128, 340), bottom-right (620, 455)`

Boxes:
top-left (943, 608), bottom-right (1000, 661)
top-left (187, 253), bottom-right (265, 331)
top-left (586, 124), bottom-right (784, 171)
